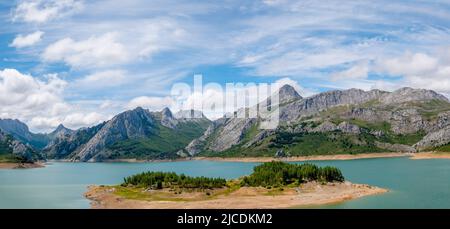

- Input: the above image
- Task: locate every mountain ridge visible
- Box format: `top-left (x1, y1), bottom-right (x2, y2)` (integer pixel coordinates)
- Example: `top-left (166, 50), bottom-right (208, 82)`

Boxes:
top-left (187, 85), bottom-right (450, 157)
top-left (44, 107), bottom-right (211, 162)
top-left (3, 85), bottom-right (450, 162)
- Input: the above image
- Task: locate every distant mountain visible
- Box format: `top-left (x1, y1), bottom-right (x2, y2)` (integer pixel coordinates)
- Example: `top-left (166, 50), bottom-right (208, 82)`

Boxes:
top-left (278, 84), bottom-right (303, 104)
top-left (0, 130), bottom-right (42, 163)
top-left (6, 85), bottom-right (450, 161)
top-left (48, 124), bottom-right (74, 139)
top-left (44, 107), bottom-right (210, 162)
top-left (0, 119), bottom-right (50, 149)
top-left (43, 122), bottom-right (105, 160)
top-left (186, 85), bottom-right (450, 157)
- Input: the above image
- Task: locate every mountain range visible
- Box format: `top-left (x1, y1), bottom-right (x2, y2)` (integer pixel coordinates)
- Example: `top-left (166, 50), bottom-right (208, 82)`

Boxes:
top-left (2, 85), bottom-right (450, 162)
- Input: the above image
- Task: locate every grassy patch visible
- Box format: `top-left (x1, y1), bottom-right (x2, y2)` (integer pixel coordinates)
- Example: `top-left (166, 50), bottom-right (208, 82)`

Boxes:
top-left (349, 119), bottom-right (391, 132)
top-left (0, 154), bottom-right (25, 163)
top-left (405, 99), bottom-right (450, 121)
top-left (434, 144), bottom-right (450, 152)
top-left (347, 119), bottom-right (425, 145)
top-left (240, 122), bottom-right (260, 143)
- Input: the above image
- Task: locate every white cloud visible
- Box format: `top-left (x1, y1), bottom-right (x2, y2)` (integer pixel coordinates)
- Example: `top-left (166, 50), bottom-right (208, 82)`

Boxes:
top-left (10, 31), bottom-right (44, 48)
top-left (369, 50), bottom-right (450, 95)
top-left (13, 0), bottom-right (83, 23)
top-left (0, 68), bottom-right (109, 132)
top-left (29, 112), bottom-right (107, 131)
top-left (42, 33), bottom-right (129, 68)
top-left (62, 112), bottom-right (106, 128)
top-left (74, 70), bottom-right (126, 88)
top-left (377, 52), bottom-right (438, 76)
top-left (0, 69), bottom-right (65, 113)
top-left (331, 62), bottom-right (370, 81)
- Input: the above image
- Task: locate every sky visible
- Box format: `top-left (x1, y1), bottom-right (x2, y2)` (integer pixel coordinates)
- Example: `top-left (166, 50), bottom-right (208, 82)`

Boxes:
top-left (1, 0), bottom-right (450, 132)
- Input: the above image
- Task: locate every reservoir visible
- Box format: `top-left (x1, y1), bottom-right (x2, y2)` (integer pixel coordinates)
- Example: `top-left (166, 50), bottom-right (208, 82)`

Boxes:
top-left (1, 157), bottom-right (449, 209)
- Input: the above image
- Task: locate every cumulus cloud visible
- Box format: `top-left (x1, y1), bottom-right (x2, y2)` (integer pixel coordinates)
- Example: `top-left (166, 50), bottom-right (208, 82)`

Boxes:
top-left (10, 31), bottom-right (44, 48)
top-left (0, 69), bottom-right (65, 113)
top-left (377, 52), bottom-right (438, 76)
top-left (331, 62), bottom-right (370, 81)
top-left (0, 68), bottom-right (108, 132)
top-left (371, 50), bottom-right (450, 95)
top-left (13, 0), bottom-right (83, 23)
top-left (42, 33), bottom-right (129, 68)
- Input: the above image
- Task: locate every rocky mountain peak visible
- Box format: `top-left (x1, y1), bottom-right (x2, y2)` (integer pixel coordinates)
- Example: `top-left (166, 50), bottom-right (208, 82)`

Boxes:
top-left (160, 107), bottom-right (178, 129)
top-left (278, 84), bottom-right (302, 104)
top-left (161, 107), bottom-right (173, 118)
top-left (47, 124), bottom-right (74, 140)
top-left (52, 124), bottom-right (72, 134)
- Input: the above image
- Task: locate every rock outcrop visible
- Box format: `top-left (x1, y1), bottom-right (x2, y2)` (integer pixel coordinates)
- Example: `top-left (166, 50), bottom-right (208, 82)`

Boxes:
top-left (337, 121), bottom-right (361, 134)
top-left (279, 88), bottom-right (388, 122)
top-left (207, 118), bottom-right (257, 152)
top-left (375, 141), bottom-right (417, 153)
top-left (414, 126), bottom-right (450, 150)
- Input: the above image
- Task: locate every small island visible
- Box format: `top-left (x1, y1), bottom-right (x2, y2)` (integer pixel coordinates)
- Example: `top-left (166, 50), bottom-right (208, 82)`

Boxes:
top-left (85, 161), bottom-right (387, 209)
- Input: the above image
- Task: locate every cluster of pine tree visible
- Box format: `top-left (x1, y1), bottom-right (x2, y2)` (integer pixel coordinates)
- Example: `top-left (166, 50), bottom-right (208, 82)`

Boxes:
top-left (241, 161), bottom-right (344, 187)
top-left (122, 171), bottom-right (227, 189)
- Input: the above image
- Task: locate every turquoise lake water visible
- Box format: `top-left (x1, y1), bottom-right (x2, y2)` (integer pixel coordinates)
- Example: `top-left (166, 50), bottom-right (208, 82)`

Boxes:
top-left (1, 157), bottom-right (450, 209)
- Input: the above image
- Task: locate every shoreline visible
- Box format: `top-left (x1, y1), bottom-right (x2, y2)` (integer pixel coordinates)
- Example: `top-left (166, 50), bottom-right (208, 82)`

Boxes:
top-left (85, 182), bottom-right (387, 209)
top-left (86, 152), bottom-right (412, 164)
top-left (0, 162), bottom-right (45, 169)
top-left (194, 152), bottom-right (412, 163)
top-left (410, 152), bottom-right (450, 160)
top-left (47, 151), bottom-right (450, 165)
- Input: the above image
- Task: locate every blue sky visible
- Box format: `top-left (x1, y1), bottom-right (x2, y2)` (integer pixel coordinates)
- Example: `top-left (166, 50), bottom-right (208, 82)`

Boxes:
top-left (1, 0), bottom-right (450, 132)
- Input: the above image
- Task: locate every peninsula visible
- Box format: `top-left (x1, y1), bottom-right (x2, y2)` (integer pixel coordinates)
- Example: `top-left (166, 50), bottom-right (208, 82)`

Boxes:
top-left (85, 161), bottom-right (387, 209)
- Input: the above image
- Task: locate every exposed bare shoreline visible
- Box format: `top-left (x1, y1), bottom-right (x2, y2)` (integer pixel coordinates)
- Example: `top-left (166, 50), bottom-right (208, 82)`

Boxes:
top-left (0, 162), bottom-right (45, 169)
top-left (194, 152), bottom-right (413, 162)
top-left (103, 151), bottom-right (450, 163)
top-left (410, 152), bottom-right (450, 160)
top-left (85, 182), bottom-right (387, 209)
top-left (96, 152), bottom-right (413, 163)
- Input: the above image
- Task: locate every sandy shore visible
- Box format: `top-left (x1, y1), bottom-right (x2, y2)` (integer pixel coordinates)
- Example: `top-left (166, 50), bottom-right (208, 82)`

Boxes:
top-left (85, 182), bottom-right (387, 209)
top-left (410, 152), bottom-right (450, 160)
top-left (194, 152), bottom-right (411, 163)
top-left (0, 162), bottom-right (45, 169)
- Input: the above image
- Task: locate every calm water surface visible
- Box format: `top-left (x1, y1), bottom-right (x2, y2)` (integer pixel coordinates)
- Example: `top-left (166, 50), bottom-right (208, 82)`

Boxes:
top-left (0, 157), bottom-right (449, 209)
